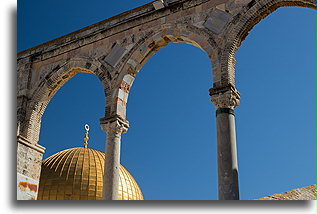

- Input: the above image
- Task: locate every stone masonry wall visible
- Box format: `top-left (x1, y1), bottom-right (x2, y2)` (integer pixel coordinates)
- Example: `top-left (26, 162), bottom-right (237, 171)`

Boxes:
top-left (256, 184), bottom-right (316, 200)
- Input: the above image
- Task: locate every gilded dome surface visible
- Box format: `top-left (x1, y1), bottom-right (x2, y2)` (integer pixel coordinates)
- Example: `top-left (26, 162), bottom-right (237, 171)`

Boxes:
top-left (37, 147), bottom-right (144, 200)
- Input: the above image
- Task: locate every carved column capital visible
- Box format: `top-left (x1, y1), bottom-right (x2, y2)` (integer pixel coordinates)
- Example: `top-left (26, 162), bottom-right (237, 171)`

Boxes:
top-left (209, 85), bottom-right (240, 109)
top-left (100, 115), bottom-right (129, 136)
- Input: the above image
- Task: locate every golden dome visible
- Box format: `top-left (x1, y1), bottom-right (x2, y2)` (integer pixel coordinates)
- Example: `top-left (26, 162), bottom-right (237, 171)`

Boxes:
top-left (37, 147), bottom-right (144, 200)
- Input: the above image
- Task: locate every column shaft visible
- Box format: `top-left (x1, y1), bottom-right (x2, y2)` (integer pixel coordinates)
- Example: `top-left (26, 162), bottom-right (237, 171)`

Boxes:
top-left (103, 132), bottom-right (121, 200)
top-left (100, 116), bottom-right (129, 200)
top-left (216, 108), bottom-right (239, 200)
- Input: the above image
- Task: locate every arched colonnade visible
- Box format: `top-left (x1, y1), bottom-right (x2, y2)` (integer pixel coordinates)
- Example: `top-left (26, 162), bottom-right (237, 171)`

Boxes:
top-left (16, 0), bottom-right (315, 200)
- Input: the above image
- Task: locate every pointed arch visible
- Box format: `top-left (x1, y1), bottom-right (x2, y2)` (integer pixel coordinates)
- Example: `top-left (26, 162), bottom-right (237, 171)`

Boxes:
top-left (108, 24), bottom-right (218, 120)
top-left (219, 0), bottom-right (315, 87)
top-left (20, 57), bottom-right (111, 145)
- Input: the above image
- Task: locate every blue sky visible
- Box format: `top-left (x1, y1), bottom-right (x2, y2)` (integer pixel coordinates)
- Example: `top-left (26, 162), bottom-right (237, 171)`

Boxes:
top-left (18, 1), bottom-right (315, 200)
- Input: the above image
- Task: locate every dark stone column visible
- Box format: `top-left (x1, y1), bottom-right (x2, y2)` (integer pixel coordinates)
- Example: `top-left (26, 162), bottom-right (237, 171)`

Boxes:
top-left (216, 108), bottom-right (239, 200)
top-left (210, 86), bottom-right (240, 200)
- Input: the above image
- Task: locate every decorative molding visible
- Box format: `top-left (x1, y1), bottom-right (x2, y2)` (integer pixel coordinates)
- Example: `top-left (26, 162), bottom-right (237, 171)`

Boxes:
top-left (17, 135), bottom-right (46, 154)
top-left (209, 85), bottom-right (240, 109)
top-left (216, 108), bottom-right (235, 116)
top-left (100, 115), bottom-right (130, 135)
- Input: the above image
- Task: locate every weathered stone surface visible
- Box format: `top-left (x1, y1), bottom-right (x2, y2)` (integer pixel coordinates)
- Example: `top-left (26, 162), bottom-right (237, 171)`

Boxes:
top-left (204, 9), bottom-right (232, 34)
top-left (17, 139), bottom-right (45, 178)
top-left (256, 185), bottom-right (316, 200)
top-left (17, 0), bottom-right (316, 200)
top-left (209, 85), bottom-right (240, 109)
top-left (100, 117), bottom-right (129, 200)
top-left (104, 44), bottom-right (127, 67)
top-left (153, 0), bottom-right (166, 10)
top-left (17, 173), bottom-right (39, 200)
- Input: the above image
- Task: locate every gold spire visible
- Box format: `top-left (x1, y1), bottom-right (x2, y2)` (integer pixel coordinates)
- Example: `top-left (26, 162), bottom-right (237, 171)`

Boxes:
top-left (83, 124), bottom-right (89, 148)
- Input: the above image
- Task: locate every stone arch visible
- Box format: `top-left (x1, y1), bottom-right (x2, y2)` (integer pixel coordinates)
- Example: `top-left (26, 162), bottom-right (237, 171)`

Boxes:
top-left (220, 0), bottom-right (316, 87)
top-left (21, 57), bottom-right (111, 145)
top-left (108, 24), bottom-right (218, 120)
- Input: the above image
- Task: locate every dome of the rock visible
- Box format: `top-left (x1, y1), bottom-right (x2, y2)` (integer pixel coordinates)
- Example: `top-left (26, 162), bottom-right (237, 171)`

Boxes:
top-left (37, 147), bottom-right (143, 200)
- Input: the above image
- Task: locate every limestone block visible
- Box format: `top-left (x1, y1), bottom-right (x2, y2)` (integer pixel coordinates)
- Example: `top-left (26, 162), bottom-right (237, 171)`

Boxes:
top-left (104, 44), bottom-right (127, 67)
top-left (17, 173), bottom-right (39, 200)
top-left (204, 9), bottom-right (232, 34)
top-left (116, 103), bottom-right (126, 117)
top-left (152, 32), bottom-right (163, 42)
top-left (17, 140), bottom-right (44, 181)
top-left (153, 0), bottom-right (165, 10)
top-left (123, 74), bottom-right (134, 86)
top-left (127, 59), bottom-right (138, 69)
top-left (256, 185), bottom-right (316, 200)
top-left (118, 89), bottom-right (128, 103)
top-left (216, 3), bottom-right (226, 11)
top-left (234, 0), bottom-right (253, 7)
top-left (139, 43), bottom-right (148, 56)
